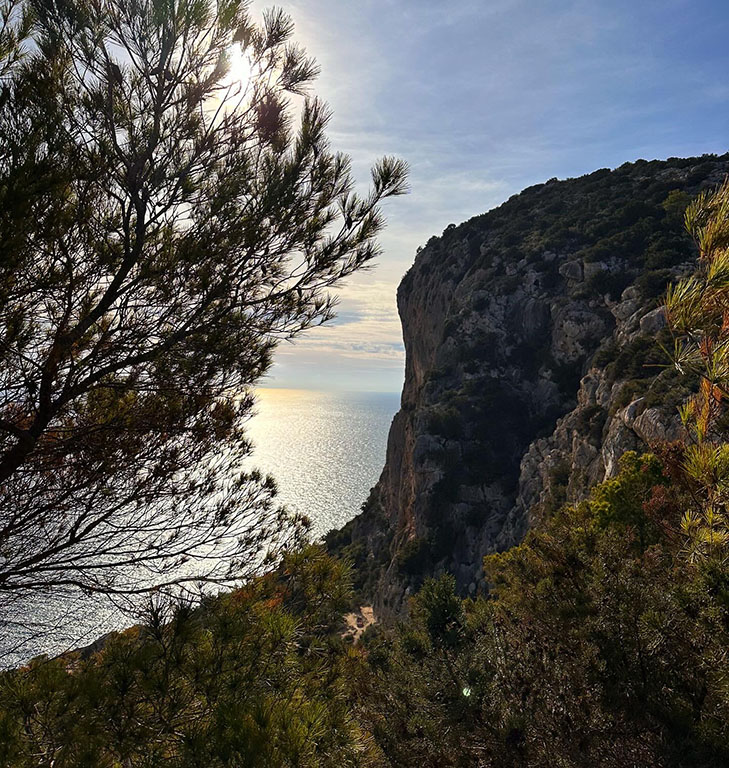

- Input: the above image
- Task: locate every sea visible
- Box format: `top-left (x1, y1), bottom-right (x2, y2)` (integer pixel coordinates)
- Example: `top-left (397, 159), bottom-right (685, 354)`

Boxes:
top-left (2, 388), bottom-right (399, 664)
top-left (246, 388), bottom-right (399, 538)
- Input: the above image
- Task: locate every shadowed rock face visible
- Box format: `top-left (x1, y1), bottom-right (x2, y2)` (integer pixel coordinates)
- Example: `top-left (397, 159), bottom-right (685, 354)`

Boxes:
top-left (328, 154), bottom-right (729, 616)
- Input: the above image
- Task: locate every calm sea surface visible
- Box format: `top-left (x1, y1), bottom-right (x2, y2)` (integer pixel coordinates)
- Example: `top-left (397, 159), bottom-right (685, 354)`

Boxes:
top-left (3, 389), bottom-right (398, 664)
top-left (246, 388), bottom-right (399, 538)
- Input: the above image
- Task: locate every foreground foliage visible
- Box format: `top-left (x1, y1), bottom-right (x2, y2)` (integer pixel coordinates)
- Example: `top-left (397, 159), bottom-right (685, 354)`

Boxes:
top-left (0, 546), bottom-right (382, 767)
top-left (6, 457), bottom-right (717, 768)
top-left (665, 177), bottom-right (729, 559)
top-left (5, 456), bottom-right (728, 767)
top-left (358, 452), bottom-right (729, 767)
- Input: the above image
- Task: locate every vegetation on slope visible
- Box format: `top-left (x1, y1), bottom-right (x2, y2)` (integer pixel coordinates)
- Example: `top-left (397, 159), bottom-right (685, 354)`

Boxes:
top-left (350, 165), bottom-right (729, 768)
top-left (0, 547), bottom-right (381, 767)
top-left (357, 450), bottom-right (729, 767)
top-left (5, 175), bottom-right (729, 768)
top-left (6, 443), bottom-right (729, 767)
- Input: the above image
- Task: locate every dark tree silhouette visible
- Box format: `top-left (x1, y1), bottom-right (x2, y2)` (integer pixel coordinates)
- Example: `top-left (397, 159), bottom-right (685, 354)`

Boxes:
top-left (0, 0), bottom-right (407, 622)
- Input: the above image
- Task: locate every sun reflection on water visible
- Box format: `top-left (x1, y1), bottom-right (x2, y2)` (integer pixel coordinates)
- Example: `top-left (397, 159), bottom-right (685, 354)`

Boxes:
top-left (245, 388), bottom-right (398, 538)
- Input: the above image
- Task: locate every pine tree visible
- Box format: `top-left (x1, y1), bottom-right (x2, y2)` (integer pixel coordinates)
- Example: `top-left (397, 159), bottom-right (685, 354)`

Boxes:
top-left (0, 0), bottom-right (407, 634)
top-left (665, 178), bottom-right (729, 560)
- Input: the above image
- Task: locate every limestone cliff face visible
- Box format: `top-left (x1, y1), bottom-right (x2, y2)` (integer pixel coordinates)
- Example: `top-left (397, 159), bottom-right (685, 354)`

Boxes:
top-left (328, 154), bottom-right (729, 615)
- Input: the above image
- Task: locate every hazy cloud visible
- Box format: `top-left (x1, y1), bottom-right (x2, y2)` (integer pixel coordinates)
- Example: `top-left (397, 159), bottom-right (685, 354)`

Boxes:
top-left (249, 0), bottom-right (729, 392)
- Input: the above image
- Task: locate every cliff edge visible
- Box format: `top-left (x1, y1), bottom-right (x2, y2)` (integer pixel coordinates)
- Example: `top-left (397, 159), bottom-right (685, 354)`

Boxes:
top-left (328, 154), bottom-right (729, 615)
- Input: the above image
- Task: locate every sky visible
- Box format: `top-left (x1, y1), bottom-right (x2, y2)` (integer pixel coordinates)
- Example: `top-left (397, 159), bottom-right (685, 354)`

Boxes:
top-left (248, 0), bottom-right (729, 393)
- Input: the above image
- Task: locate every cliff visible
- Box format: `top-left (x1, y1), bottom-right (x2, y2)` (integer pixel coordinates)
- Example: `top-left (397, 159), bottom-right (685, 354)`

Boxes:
top-left (327, 153), bottom-right (729, 615)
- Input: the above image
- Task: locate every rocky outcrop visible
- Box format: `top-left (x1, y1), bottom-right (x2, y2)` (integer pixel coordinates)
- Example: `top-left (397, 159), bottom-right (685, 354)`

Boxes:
top-left (328, 154), bottom-right (729, 616)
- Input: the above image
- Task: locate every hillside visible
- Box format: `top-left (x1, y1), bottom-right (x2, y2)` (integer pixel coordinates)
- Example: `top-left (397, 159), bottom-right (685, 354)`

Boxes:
top-left (329, 153), bottom-right (729, 614)
top-left (8, 155), bottom-right (729, 768)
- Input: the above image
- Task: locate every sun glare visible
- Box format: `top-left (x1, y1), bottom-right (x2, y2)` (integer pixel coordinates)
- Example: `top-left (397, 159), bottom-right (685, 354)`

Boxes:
top-left (227, 44), bottom-right (252, 88)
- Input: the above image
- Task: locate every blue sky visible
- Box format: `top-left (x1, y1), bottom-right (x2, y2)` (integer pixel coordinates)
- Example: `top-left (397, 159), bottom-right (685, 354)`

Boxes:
top-left (249, 0), bottom-right (729, 393)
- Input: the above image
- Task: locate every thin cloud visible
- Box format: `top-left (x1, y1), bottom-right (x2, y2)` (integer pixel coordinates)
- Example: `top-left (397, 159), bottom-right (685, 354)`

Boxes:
top-left (247, 0), bottom-right (729, 392)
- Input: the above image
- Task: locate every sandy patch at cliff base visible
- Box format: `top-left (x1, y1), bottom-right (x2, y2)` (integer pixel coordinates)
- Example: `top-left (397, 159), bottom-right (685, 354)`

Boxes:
top-left (342, 605), bottom-right (376, 643)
